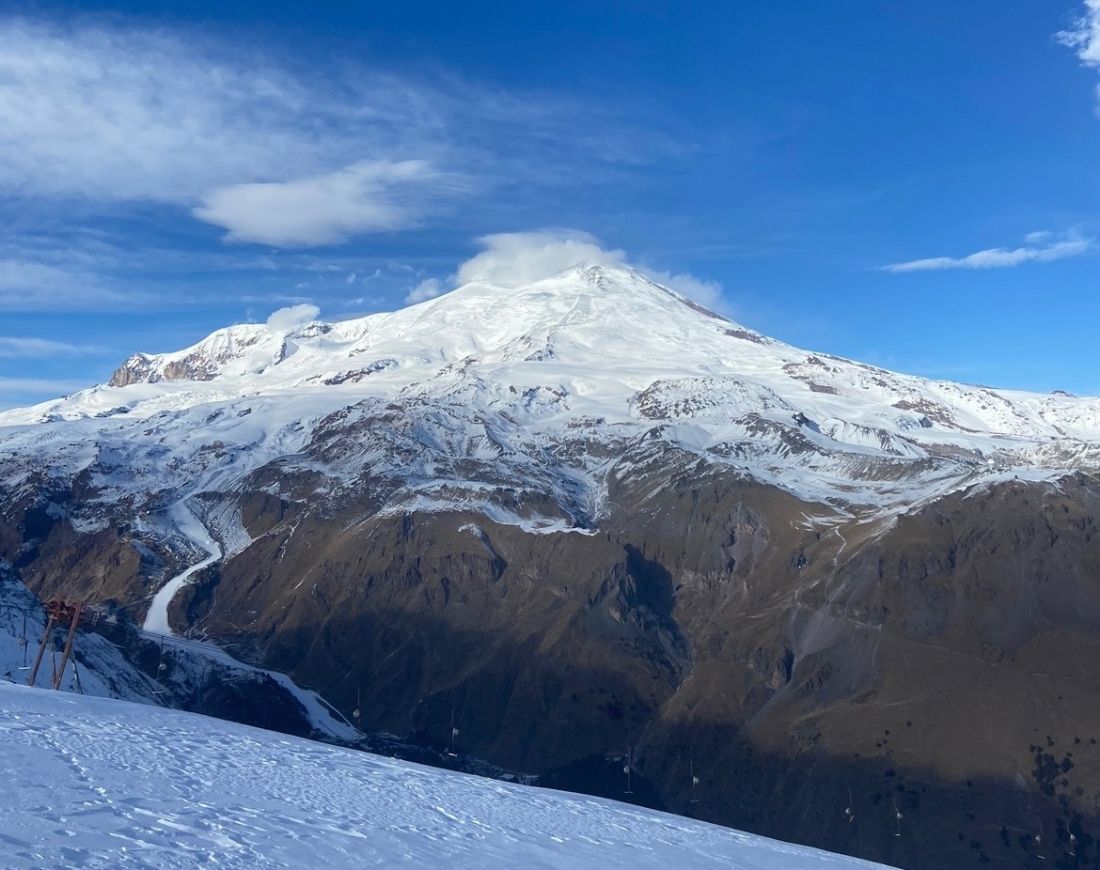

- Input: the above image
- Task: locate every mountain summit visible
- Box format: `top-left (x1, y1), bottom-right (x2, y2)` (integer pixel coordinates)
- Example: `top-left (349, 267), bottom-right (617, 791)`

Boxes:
top-left (3, 264), bottom-right (1098, 516)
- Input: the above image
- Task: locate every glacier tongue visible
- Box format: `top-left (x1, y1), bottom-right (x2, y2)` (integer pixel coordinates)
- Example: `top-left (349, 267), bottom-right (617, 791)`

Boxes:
top-left (142, 500), bottom-right (222, 636)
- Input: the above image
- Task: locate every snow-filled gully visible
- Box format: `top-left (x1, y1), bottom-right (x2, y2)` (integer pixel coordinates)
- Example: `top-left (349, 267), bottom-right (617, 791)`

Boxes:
top-left (142, 500), bottom-right (222, 637)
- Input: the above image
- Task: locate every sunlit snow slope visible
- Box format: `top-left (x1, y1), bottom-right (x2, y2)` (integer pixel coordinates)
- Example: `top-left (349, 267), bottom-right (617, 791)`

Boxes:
top-left (3, 263), bottom-right (1100, 524)
top-left (0, 684), bottom-right (887, 869)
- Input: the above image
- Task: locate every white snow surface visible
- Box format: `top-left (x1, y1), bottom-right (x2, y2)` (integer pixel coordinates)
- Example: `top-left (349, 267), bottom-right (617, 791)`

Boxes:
top-left (0, 683), bottom-right (888, 869)
top-left (2, 264), bottom-right (1099, 530)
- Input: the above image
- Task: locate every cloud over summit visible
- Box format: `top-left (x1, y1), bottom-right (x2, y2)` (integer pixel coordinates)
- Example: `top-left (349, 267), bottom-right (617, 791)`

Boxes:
top-left (446, 230), bottom-right (725, 309)
top-left (266, 303), bottom-right (321, 331)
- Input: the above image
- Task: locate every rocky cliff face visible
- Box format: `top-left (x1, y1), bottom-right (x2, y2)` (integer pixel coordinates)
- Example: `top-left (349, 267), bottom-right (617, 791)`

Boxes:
top-left (108, 325), bottom-right (279, 386)
top-left (4, 265), bottom-right (1100, 869)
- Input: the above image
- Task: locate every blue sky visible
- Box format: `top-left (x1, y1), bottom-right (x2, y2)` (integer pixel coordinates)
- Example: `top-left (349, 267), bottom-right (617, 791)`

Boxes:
top-left (1, 0), bottom-right (1099, 408)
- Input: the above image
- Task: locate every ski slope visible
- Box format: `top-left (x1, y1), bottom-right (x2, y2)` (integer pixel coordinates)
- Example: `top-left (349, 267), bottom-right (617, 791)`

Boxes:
top-left (0, 683), bottom-right (889, 869)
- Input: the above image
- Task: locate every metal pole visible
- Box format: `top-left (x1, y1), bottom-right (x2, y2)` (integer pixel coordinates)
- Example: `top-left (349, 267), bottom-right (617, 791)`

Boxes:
top-left (52, 602), bottom-right (83, 690)
top-left (20, 611), bottom-right (28, 668)
top-left (27, 616), bottom-right (56, 687)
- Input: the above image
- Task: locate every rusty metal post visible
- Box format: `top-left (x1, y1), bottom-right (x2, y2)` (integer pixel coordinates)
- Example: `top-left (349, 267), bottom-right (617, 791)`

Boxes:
top-left (52, 601), bottom-right (84, 690)
top-left (27, 615), bottom-right (57, 687)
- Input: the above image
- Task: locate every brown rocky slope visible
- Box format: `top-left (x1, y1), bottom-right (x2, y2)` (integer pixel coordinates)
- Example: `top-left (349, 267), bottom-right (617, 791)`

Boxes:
top-left (5, 448), bottom-right (1100, 869)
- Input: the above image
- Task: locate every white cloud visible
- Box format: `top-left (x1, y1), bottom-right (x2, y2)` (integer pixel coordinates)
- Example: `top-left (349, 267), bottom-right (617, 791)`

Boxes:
top-left (0, 18), bottom-right (671, 251)
top-left (1060, 1), bottom-right (1100, 68)
top-left (0, 20), bottom-right (477, 247)
top-left (1024, 230), bottom-right (1053, 245)
top-left (455, 230), bottom-right (627, 288)
top-left (883, 231), bottom-right (1093, 273)
top-left (195, 160), bottom-right (447, 247)
top-left (0, 337), bottom-right (104, 358)
top-left (1059, 1), bottom-right (1100, 108)
top-left (452, 229), bottom-right (725, 309)
top-left (0, 259), bottom-right (132, 310)
top-left (642, 270), bottom-right (723, 309)
top-left (266, 303), bottom-right (321, 331)
top-left (0, 19), bottom-right (332, 203)
top-left (405, 278), bottom-right (443, 304)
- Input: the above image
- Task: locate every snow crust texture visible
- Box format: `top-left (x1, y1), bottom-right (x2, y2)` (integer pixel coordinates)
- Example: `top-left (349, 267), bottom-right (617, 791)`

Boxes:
top-left (0, 683), bottom-right (887, 869)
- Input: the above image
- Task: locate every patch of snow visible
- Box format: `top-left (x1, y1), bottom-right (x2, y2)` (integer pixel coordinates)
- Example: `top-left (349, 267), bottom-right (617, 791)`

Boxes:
top-left (383, 495), bottom-right (595, 536)
top-left (202, 498), bottom-right (255, 559)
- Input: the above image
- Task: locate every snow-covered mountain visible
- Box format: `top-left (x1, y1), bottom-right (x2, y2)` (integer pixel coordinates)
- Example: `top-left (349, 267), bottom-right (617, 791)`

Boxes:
top-left (4, 264), bottom-right (1100, 870)
top-left (0, 682), bottom-right (887, 869)
top-left (2, 264), bottom-right (1098, 530)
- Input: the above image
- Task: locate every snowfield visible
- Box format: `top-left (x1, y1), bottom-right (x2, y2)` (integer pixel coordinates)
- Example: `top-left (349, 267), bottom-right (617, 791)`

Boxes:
top-left (0, 683), bottom-right (888, 869)
top-left (3, 264), bottom-right (1100, 533)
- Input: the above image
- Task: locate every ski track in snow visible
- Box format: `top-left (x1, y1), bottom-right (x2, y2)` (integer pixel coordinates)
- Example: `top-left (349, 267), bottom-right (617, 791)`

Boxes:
top-left (0, 684), bottom-right (889, 870)
top-left (143, 501), bottom-right (222, 637)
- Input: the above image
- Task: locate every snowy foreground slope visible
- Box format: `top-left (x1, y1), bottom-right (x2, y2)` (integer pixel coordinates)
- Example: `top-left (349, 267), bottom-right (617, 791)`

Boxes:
top-left (0, 684), bottom-right (887, 870)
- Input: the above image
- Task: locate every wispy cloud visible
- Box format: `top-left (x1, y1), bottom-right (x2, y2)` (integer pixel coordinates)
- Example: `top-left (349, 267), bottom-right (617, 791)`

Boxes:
top-left (882, 231), bottom-right (1093, 273)
top-left (1060, 0), bottom-right (1100, 60)
top-left (0, 17), bottom-right (671, 253)
top-left (0, 376), bottom-right (90, 397)
top-left (0, 337), bottom-right (105, 358)
top-left (1059, 1), bottom-right (1100, 108)
top-left (0, 259), bottom-right (135, 310)
top-left (0, 19), bottom-right (342, 204)
top-left (405, 278), bottom-right (443, 304)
